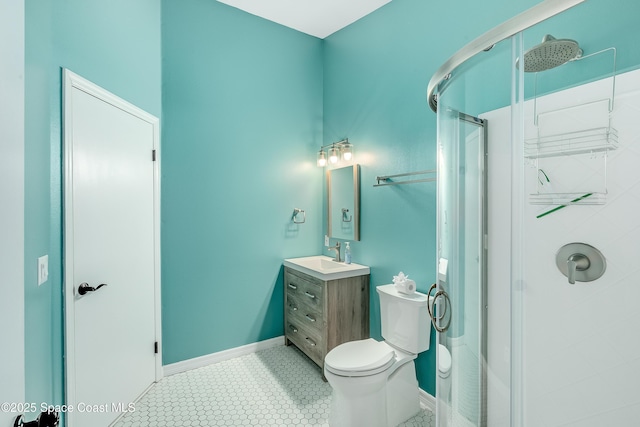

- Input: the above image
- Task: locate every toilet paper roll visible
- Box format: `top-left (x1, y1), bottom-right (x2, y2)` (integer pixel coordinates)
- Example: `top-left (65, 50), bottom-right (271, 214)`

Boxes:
top-left (396, 279), bottom-right (416, 295)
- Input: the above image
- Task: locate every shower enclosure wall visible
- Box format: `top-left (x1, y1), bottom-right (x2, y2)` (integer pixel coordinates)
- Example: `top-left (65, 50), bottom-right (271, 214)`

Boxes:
top-left (428, 0), bottom-right (640, 426)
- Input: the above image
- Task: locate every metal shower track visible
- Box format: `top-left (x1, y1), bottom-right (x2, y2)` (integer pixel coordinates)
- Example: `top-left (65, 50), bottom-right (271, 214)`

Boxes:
top-left (426, 0), bottom-right (585, 112)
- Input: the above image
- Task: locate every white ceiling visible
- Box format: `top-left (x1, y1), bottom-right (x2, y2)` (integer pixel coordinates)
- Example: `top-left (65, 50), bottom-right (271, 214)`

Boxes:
top-left (217, 0), bottom-right (392, 39)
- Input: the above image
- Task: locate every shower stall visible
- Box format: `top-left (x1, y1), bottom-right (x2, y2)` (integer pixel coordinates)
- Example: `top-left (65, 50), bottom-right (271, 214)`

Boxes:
top-left (427, 0), bottom-right (640, 425)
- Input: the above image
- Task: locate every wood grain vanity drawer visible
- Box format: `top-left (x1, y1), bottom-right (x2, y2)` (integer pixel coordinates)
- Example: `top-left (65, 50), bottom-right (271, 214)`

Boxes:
top-left (285, 319), bottom-right (323, 366)
top-left (286, 288), bottom-right (322, 321)
top-left (287, 312), bottom-right (322, 344)
top-left (287, 302), bottom-right (323, 336)
top-left (285, 271), bottom-right (324, 312)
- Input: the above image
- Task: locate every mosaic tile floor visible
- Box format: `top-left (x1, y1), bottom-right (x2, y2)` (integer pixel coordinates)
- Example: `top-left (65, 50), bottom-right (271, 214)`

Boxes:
top-left (113, 344), bottom-right (435, 426)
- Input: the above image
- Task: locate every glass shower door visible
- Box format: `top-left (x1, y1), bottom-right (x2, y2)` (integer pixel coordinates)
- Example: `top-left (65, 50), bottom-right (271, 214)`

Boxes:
top-left (435, 108), bottom-right (487, 427)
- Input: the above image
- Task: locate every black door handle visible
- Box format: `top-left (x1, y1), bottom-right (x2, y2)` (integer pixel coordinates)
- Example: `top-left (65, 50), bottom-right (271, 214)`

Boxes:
top-left (78, 282), bottom-right (108, 296)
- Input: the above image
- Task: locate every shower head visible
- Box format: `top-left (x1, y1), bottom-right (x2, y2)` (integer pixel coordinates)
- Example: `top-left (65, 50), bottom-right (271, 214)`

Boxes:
top-left (520, 34), bottom-right (583, 72)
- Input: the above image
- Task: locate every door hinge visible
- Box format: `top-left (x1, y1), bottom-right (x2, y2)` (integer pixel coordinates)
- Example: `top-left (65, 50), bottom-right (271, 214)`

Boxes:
top-left (154, 341), bottom-right (159, 354)
top-left (152, 149), bottom-right (157, 161)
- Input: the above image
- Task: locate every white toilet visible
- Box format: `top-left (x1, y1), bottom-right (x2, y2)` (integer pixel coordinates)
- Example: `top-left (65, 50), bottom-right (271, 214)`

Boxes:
top-left (438, 344), bottom-right (452, 400)
top-left (323, 284), bottom-right (432, 427)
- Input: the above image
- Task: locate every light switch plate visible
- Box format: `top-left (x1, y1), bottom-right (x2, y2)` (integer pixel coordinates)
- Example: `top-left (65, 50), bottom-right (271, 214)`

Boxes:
top-left (37, 255), bottom-right (48, 286)
top-left (324, 235), bottom-right (330, 246)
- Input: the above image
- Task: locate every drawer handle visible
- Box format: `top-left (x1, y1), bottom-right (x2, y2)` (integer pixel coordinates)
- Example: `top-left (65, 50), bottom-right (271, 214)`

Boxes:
top-left (288, 324), bottom-right (298, 333)
top-left (305, 337), bottom-right (316, 347)
top-left (304, 291), bottom-right (316, 299)
top-left (288, 283), bottom-right (298, 290)
top-left (288, 303), bottom-right (298, 311)
top-left (305, 314), bottom-right (316, 322)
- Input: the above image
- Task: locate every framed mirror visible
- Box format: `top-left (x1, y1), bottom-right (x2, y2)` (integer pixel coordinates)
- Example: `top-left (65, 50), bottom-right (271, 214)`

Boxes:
top-left (327, 164), bottom-right (360, 241)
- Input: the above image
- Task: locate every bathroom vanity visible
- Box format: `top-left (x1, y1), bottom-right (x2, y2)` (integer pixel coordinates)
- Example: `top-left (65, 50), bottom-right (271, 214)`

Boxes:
top-left (283, 256), bottom-right (370, 377)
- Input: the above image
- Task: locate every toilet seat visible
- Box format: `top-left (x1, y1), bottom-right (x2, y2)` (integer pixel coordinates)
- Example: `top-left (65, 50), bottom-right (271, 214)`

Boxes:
top-left (325, 338), bottom-right (395, 377)
top-left (438, 344), bottom-right (452, 377)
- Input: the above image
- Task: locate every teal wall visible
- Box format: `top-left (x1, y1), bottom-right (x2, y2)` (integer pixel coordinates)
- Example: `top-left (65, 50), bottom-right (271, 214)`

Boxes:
top-left (321, 0), bottom-right (540, 395)
top-left (25, 0), bottom-right (56, 410)
top-left (23, 0), bottom-right (640, 415)
top-left (321, 0), bottom-right (640, 395)
top-left (160, 0), bottom-right (323, 364)
top-left (22, 0), bottom-right (539, 410)
top-left (24, 0), bottom-right (161, 414)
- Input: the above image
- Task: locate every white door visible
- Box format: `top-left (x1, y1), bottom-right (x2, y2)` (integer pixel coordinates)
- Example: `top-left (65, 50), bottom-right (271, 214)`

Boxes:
top-left (0, 1), bottom-right (25, 425)
top-left (63, 70), bottom-right (161, 426)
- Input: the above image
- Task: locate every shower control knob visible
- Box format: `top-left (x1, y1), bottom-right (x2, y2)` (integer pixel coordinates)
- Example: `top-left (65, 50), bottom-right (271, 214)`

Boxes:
top-left (567, 253), bottom-right (590, 284)
top-left (556, 243), bottom-right (606, 285)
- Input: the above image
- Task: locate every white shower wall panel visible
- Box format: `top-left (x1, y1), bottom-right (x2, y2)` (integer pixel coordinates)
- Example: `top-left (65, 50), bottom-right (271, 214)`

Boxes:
top-left (483, 68), bottom-right (640, 426)
top-left (483, 101), bottom-right (513, 427)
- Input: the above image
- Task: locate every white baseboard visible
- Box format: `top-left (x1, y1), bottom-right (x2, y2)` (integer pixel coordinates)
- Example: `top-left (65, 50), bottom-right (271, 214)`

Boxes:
top-left (163, 336), bottom-right (285, 377)
top-left (419, 388), bottom-right (436, 413)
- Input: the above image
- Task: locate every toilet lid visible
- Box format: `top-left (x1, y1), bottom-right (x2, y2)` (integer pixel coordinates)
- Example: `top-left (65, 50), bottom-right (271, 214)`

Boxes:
top-left (438, 344), bottom-right (452, 374)
top-left (325, 338), bottom-right (395, 376)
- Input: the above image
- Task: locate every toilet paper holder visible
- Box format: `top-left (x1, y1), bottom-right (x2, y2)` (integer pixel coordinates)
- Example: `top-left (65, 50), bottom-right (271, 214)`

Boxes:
top-left (556, 242), bottom-right (606, 284)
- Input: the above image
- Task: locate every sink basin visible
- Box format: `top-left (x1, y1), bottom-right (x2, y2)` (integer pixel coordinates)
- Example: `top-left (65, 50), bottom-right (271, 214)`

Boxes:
top-left (284, 255), bottom-right (370, 281)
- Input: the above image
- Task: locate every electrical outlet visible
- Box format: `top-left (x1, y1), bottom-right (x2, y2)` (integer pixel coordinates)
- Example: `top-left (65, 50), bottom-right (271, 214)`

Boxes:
top-left (38, 255), bottom-right (48, 286)
top-left (324, 235), bottom-right (330, 246)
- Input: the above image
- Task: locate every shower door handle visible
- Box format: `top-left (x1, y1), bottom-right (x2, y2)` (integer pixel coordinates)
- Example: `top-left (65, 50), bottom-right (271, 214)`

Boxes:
top-left (427, 283), bottom-right (452, 333)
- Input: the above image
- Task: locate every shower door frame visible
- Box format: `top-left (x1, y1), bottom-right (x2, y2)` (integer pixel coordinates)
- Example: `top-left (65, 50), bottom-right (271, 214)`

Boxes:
top-left (428, 3), bottom-right (588, 426)
top-left (435, 110), bottom-right (488, 427)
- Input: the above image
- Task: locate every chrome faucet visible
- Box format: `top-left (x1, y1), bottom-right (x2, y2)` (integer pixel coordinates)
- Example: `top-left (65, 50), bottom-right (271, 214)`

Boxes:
top-left (328, 241), bottom-right (341, 262)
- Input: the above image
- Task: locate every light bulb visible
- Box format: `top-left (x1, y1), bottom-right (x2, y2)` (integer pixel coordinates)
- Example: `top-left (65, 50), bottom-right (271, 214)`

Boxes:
top-left (317, 149), bottom-right (327, 167)
top-left (329, 146), bottom-right (339, 164)
top-left (341, 141), bottom-right (353, 161)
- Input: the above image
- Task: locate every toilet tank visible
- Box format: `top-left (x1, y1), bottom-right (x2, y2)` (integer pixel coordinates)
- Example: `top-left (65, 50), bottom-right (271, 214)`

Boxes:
top-left (376, 284), bottom-right (431, 354)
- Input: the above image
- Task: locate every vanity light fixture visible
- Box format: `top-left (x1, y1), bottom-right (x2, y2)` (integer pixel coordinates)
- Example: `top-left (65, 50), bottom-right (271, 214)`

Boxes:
top-left (316, 139), bottom-right (353, 167)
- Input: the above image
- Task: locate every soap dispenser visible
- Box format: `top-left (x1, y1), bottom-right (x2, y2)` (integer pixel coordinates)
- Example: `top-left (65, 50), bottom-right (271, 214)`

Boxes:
top-left (344, 242), bottom-right (352, 264)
